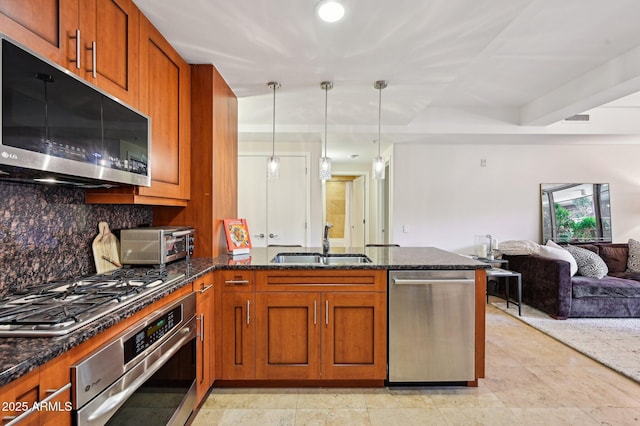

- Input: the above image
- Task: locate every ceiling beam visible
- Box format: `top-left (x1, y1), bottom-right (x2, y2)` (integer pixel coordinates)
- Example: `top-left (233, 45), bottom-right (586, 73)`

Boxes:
top-left (520, 44), bottom-right (640, 126)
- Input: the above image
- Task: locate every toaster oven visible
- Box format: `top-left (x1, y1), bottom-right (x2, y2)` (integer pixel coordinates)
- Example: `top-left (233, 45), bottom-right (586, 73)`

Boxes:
top-left (120, 226), bottom-right (194, 266)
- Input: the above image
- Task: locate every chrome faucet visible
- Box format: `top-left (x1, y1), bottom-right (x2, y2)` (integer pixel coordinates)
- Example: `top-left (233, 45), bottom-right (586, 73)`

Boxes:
top-left (323, 222), bottom-right (333, 255)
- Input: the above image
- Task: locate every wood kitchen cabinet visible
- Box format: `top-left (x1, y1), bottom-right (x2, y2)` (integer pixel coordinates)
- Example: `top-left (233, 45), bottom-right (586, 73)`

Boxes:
top-left (85, 13), bottom-right (191, 206)
top-left (0, 354), bottom-right (71, 426)
top-left (0, 0), bottom-right (140, 108)
top-left (0, 0), bottom-right (74, 65)
top-left (221, 292), bottom-right (256, 380)
top-left (255, 289), bottom-right (386, 381)
top-left (1, 1), bottom-right (193, 206)
top-left (255, 292), bottom-right (321, 379)
top-left (74, 0), bottom-right (140, 108)
top-left (321, 292), bottom-right (386, 380)
top-left (218, 269), bottom-right (387, 383)
top-left (152, 64), bottom-right (238, 252)
top-left (194, 272), bottom-right (214, 403)
top-left (220, 270), bottom-right (256, 380)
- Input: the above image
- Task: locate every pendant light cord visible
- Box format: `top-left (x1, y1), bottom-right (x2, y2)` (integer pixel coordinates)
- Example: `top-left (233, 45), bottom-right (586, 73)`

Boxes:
top-left (377, 85), bottom-right (382, 157)
top-left (324, 85), bottom-right (328, 158)
top-left (272, 83), bottom-right (276, 157)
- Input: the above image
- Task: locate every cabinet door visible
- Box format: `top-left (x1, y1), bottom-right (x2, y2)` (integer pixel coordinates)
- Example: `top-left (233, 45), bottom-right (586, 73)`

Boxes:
top-left (137, 14), bottom-right (190, 201)
top-left (0, 368), bottom-right (40, 426)
top-left (322, 292), bottom-right (387, 380)
top-left (78, 0), bottom-right (139, 107)
top-left (195, 274), bottom-right (214, 403)
top-left (38, 354), bottom-right (71, 426)
top-left (0, 0), bottom-right (76, 65)
top-left (221, 292), bottom-right (255, 379)
top-left (255, 292), bottom-right (320, 379)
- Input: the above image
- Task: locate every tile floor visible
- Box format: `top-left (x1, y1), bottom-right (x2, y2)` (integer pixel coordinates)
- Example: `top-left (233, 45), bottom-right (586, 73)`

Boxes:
top-left (190, 299), bottom-right (640, 425)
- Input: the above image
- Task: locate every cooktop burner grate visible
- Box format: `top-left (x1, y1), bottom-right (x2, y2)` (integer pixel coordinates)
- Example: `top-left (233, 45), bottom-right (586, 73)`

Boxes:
top-left (0, 269), bottom-right (185, 336)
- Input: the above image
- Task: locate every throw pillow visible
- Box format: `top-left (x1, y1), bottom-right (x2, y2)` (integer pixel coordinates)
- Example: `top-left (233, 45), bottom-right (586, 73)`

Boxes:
top-left (598, 245), bottom-right (628, 273)
top-left (627, 238), bottom-right (640, 273)
top-left (497, 240), bottom-right (540, 256)
top-left (566, 245), bottom-right (608, 279)
top-left (539, 241), bottom-right (578, 276)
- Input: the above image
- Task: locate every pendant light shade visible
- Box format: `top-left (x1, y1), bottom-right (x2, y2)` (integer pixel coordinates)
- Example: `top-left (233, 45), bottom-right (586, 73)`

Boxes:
top-left (372, 80), bottom-right (387, 180)
top-left (267, 82), bottom-right (281, 179)
top-left (319, 81), bottom-right (333, 181)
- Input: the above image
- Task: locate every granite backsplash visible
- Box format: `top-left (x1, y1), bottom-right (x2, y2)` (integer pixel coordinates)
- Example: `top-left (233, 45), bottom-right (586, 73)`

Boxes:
top-left (0, 182), bottom-right (152, 295)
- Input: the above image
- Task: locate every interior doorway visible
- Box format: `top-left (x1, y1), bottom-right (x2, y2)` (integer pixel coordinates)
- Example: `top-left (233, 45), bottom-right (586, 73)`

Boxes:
top-left (324, 173), bottom-right (367, 247)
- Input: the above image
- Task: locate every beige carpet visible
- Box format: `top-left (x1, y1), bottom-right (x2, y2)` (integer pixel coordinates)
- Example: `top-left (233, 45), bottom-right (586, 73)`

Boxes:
top-left (491, 299), bottom-right (640, 384)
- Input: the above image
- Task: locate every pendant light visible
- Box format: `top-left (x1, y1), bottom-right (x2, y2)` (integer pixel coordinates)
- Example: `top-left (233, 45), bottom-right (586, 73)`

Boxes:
top-left (267, 82), bottom-right (281, 179)
top-left (319, 81), bottom-right (333, 181)
top-left (372, 80), bottom-right (387, 180)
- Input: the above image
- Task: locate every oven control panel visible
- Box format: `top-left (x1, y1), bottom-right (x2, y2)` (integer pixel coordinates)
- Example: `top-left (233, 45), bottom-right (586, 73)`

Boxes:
top-left (123, 305), bottom-right (183, 364)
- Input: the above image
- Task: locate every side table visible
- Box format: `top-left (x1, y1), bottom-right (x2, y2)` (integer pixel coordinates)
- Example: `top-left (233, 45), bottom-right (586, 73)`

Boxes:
top-left (486, 268), bottom-right (522, 316)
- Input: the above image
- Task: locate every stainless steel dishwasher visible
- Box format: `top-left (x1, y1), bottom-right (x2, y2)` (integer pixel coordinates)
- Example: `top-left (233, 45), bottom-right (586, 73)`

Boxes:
top-left (388, 270), bottom-right (475, 384)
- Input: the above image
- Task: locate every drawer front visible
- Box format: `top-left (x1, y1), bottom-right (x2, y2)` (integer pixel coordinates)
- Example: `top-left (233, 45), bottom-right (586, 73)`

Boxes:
top-left (256, 269), bottom-right (386, 292)
top-left (219, 270), bottom-right (255, 292)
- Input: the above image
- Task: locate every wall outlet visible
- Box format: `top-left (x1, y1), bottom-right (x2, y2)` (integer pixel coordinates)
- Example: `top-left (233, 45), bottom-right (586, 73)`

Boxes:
top-left (403, 224), bottom-right (409, 233)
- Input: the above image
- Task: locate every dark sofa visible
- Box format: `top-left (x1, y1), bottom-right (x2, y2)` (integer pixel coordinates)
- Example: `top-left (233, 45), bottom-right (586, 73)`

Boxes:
top-left (503, 243), bottom-right (640, 319)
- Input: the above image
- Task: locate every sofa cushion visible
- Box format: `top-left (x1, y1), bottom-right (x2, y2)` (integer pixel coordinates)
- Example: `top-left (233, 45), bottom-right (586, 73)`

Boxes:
top-left (599, 245), bottom-right (628, 273)
top-left (539, 241), bottom-right (577, 276)
top-left (572, 275), bottom-right (640, 298)
top-left (627, 238), bottom-right (640, 273)
top-left (609, 271), bottom-right (640, 281)
top-left (566, 245), bottom-right (608, 279)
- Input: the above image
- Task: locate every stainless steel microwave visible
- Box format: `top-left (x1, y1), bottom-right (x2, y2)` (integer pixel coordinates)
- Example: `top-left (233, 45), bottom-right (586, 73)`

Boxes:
top-left (0, 34), bottom-right (150, 187)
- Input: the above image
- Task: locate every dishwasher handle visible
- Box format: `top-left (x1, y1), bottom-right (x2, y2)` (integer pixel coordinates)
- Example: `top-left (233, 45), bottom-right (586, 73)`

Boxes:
top-left (392, 277), bottom-right (475, 285)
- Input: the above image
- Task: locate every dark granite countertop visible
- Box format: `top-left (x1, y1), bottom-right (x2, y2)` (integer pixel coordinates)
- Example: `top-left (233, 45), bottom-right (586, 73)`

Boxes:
top-left (212, 246), bottom-right (490, 271)
top-left (0, 258), bottom-right (216, 387)
top-left (0, 247), bottom-right (487, 387)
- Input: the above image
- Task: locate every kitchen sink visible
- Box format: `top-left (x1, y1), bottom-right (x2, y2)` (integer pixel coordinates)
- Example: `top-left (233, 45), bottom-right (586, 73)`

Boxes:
top-left (271, 253), bottom-right (372, 265)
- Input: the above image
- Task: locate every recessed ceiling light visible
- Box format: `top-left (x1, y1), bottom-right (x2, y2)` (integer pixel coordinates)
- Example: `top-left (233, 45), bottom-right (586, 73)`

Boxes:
top-left (316, 0), bottom-right (345, 23)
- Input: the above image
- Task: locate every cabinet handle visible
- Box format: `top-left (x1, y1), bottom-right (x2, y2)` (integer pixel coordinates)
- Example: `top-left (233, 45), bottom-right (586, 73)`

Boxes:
top-left (196, 314), bottom-right (204, 342)
top-left (269, 233), bottom-right (279, 239)
top-left (69, 29), bottom-right (81, 69)
top-left (325, 300), bottom-right (329, 325)
top-left (225, 279), bottom-right (249, 285)
top-left (246, 300), bottom-right (251, 325)
top-left (87, 41), bottom-right (97, 78)
top-left (313, 300), bottom-right (317, 325)
top-left (199, 284), bottom-right (213, 294)
top-left (4, 383), bottom-right (71, 426)
top-left (254, 233), bottom-right (265, 238)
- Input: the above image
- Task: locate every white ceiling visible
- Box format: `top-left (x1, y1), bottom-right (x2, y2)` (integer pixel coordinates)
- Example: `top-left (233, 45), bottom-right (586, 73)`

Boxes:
top-left (133, 0), bottom-right (640, 163)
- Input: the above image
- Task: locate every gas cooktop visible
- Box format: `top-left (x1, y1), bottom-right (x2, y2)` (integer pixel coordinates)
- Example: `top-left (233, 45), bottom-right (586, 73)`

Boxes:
top-left (0, 269), bottom-right (185, 337)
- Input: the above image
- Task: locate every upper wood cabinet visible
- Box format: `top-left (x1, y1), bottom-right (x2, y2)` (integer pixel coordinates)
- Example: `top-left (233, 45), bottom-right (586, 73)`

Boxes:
top-left (85, 12), bottom-right (191, 206)
top-left (0, 0), bottom-right (76, 65)
top-left (0, 0), bottom-right (140, 108)
top-left (152, 64), bottom-right (237, 247)
top-left (75, 0), bottom-right (140, 108)
top-left (1, 1), bottom-right (193, 205)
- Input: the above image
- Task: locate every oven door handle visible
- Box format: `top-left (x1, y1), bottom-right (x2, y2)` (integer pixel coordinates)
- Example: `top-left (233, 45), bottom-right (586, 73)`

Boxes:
top-left (86, 323), bottom-right (195, 423)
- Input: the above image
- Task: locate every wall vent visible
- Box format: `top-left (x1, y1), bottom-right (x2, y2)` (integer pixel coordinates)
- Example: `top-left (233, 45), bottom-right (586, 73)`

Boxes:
top-left (564, 114), bottom-right (590, 122)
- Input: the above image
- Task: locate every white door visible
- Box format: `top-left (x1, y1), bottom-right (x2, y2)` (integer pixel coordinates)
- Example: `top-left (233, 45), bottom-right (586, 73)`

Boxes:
top-left (266, 156), bottom-right (307, 246)
top-left (350, 175), bottom-right (366, 247)
top-left (238, 156), bottom-right (268, 246)
top-left (238, 155), bottom-right (307, 247)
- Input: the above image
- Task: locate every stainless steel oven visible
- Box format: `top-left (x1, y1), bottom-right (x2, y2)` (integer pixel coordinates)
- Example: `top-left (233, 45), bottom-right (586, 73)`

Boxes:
top-left (71, 292), bottom-right (197, 425)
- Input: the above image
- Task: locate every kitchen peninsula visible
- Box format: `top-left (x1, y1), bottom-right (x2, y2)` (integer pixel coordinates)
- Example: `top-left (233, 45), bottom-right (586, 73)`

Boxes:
top-left (0, 247), bottom-right (488, 424)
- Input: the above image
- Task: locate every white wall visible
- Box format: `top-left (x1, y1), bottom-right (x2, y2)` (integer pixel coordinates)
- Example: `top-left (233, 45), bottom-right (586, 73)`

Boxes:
top-left (391, 143), bottom-right (640, 253)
